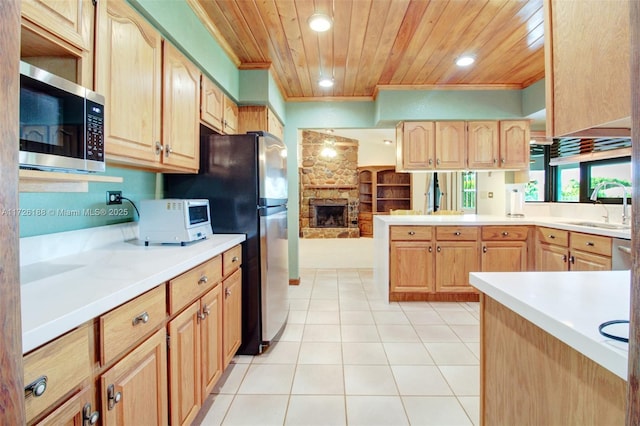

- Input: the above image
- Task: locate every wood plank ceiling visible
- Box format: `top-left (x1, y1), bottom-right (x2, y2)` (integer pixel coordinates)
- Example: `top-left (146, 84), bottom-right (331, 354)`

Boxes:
top-left (188, 0), bottom-right (545, 101)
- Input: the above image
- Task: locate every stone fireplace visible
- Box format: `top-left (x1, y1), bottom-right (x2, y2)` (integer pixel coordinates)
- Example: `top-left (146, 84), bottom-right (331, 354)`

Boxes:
top-left (299, 130), bottom-right (360, 238)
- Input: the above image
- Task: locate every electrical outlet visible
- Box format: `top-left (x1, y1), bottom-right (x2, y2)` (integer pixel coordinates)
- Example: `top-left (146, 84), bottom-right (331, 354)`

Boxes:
top-left (106, 191), bottom-right (122, 205)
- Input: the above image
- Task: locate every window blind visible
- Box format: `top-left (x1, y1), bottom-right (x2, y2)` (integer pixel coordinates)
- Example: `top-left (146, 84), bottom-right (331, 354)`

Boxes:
top-left (549, 137), bottom-right (631, 165)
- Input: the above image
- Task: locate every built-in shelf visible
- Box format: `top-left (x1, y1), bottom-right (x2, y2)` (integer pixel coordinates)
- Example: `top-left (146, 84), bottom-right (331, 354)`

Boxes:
top-left (19, 170), bottom-right (123, 193)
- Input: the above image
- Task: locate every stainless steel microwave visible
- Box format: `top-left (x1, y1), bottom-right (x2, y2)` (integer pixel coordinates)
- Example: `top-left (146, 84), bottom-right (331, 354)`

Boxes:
top-left (19, 61), bottom-right (105, 173)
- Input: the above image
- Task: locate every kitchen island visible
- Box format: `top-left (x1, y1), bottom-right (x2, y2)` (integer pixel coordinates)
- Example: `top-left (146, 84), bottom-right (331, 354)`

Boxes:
top-left (470, 270), bottom-right (629, 425)
top-left (373, 214), bottom-right (631, 303)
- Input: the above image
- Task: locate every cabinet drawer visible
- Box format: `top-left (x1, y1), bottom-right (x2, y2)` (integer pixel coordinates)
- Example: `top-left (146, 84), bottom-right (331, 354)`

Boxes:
top-left (481, 226), bottom-right (529, 241)
top-left (570, 232), bottom-right (612, 257)
top-left (100, 284), bottom-right (166, 365)
top-left (537, 227), bottom-right (569, 247)
top-left (436, 226), bottom-right (478, 241)
top-left (24, 324), bottom-right (92, 423)
top-left (390, 226), bottom-right (432, 241)
top-left (169, 256), bottom-right (222, 314)
top-left (223, 245), bottom-right (242, 276)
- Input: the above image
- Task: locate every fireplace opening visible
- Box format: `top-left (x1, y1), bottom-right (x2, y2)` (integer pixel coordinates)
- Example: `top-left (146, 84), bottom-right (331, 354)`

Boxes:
top-left (310, 198), bottom-right (348, 228)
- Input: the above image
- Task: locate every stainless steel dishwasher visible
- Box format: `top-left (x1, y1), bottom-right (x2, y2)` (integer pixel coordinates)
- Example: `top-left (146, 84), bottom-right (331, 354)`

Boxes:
top-left (612, 238), bottom-right (632, 270)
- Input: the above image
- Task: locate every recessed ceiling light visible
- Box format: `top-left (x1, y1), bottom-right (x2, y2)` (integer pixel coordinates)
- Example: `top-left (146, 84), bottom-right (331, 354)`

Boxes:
top-left (455, 55), bottom-right (475, 67)
top-left (318, 77), bottom-right (334, 88)
top-left (383, 139), bottom-right (393, 145)
top-left (308, 13), bottom-right (332, 32)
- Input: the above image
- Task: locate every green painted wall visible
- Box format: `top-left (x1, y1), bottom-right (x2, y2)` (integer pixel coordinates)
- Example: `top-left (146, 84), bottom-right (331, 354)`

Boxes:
top-left (19, 167), bottom-right (157, 237)
top-left (522, 79), bottom-right (546, 117)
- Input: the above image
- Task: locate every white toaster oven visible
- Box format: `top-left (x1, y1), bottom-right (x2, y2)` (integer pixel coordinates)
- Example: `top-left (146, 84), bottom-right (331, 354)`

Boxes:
top-left (139, 199), bottom-right (213, 245)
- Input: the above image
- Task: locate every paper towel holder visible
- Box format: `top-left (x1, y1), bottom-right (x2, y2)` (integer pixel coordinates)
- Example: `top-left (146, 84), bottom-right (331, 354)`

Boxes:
top-left (507, 188), bottom-right (525, 218)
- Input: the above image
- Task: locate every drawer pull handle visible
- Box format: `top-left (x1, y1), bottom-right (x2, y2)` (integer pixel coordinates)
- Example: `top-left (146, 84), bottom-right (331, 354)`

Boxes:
top-left (83, 403), bottom-right (100, 425)
top-left (107, 384), bottom-right (122, 410)
top-left (454, 231), bottom-right (461, 236)
top-left (428, 246), bottom-right (433, 253)
top-left (198, 275), bottom-right (209, 285)
top-left (408, 231), bottom-right (416, 235)
top-left (563, 255), bottom-right (568, 262)
top-left (483, 246), bottom-right (488, 253)
top-left (569, 255), bottom-right (575, 264)
top-left (586, 242), bottom-right (595, 247)
top-left (225, 288), bottom-right (232, 298)
top-left (436, 246), bottom-right (441, 253)
top-left (25, 376), bottom-right (47, 398)
top-left (548, 234), bottom-right (556, 239)
top-left (132, 312), bottom-right (149, 326)
top-left (502, 232), bottom-right (509, 237)
top-left (232, 256), bottom-right (239, 263)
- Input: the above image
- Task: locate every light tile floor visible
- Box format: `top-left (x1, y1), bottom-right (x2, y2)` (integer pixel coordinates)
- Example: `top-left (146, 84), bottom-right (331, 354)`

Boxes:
top-left (195, 267), bottom-right (480, 426)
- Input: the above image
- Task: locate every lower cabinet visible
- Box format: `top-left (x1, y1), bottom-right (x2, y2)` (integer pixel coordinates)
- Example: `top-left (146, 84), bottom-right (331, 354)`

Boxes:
top-left (168, 284), bottom-right (223, 426)
top-left (100, 329), bottom-right (168, 426)
top-left (24, 244), bottom-right (243, 426)
top-left (536, 227), bottom-right (612, 271)
top-left (434, 226), bottom-right (479, 293)
top-left (223, 269), bottom-right (242, 368)
top-left (480, 226), bottom-right (529, 272)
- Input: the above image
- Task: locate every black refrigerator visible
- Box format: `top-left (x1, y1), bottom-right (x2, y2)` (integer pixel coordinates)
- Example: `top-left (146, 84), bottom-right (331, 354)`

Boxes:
top-left (164, 127), bottom-right (289, 355)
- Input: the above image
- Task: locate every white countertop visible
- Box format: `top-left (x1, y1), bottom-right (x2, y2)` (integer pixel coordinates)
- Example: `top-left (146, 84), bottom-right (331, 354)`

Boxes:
top-left (469, 270), bottom-right (630, 380)
top-left (20, 233), bottom-right (245, 354)
top-left (373, 214), bottom-right (631, 239)
top-left (372, 214), bottom-right (631, 304)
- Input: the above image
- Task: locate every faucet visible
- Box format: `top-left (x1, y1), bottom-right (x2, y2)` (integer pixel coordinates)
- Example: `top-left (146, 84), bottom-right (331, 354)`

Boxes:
top-left (590, 181), bottom-right (629, 225)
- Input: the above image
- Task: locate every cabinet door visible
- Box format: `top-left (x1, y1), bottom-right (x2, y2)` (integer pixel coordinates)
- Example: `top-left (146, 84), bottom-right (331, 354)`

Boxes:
top-left (268, 109), bottom-right (284, 140)
top-left (390, 241), bottom-right (434, 293)
top-left (570, 251), bottom-right (612, 271)
top-left (22, 0), bottom-right (94, 51)
top-left (399, 121), bottom-right (435, 170)
top-left (35, 386), bottom-right (95, 426)
top-left (168, 302), bottom-right (201, 426)
top-left (223, 269), bottom-right (242, 367)
top-left (162, 42), bottom-right (200, 172)
top-left (100, 329), bottom-right (168, 426)
top-left (96, 0), bottom-right (162, 166)
top-left (223, 95), bottom-right (238, 134)
top-left (481, 241), bottom-right (527, 272)
top-left (547, 0), bottom-right (629, 136)
top-left (201, 75), bottom-right (224, 132)
top-left (435, 241), bottom-right (479, 292)
top-left (467, 121), bottom-right (499, 169)
top-left (435, 121), bottom-right (467, 169)
top-left (201, 285), bottom-right (223, 398)
top-left (499, 121), bottom-right (530, 169)
top-left (536, 243), bottom-right (569, 271)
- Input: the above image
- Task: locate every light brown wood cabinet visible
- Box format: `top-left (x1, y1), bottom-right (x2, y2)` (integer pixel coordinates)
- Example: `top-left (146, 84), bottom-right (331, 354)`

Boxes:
top-left (390, 226), bottom-right (434, 296)
top-left (200, 75), bottom-right (225, 132)
top-left (21, 0), bottom-right (95, 87)
top-left (97, 1), bottom-right (200, 172)
top-left (434, 226), bottom-right (479, 293)
top-left (23, 324), bottom-right (92, 424)
top-left (96, 0), bottom-right (162, 168)
top-left (238, 106), bottom-right (285, 140)
top-left (161, 41), bottom-right (200, 172)
top-left (544, 0), bottom-right (630, 137)
top-left (35, 386), bottom-right (96, 426)
top-left (480, 226), bottom-right (529, 272)
top-left (398, 120), bottom-right (529, 171)
top-left (536, 227), bottom-right (612, 271)
top-left (223, 268), bottom-right (242, 368)
top-left (100, 329), bottom-right (168, 426)
top-left (467, 121), bottom-right (530, 170)
top-left (223, 95), bottom-right (239, 134)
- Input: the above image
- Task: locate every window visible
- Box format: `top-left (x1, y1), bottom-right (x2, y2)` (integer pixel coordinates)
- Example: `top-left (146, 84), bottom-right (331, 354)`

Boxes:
top-left (587, 158), bottom-right (632, 201)
top-left (461, 171), bottom-right (476, 213)
top-left (556, 163), bottom-right (580, 202)
top-left (526, 145), bottom-right (547, 201)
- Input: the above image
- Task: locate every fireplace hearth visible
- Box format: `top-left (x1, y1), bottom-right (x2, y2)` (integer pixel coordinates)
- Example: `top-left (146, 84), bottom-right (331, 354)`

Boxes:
top-left (310, 198), bottom-right (348, 228)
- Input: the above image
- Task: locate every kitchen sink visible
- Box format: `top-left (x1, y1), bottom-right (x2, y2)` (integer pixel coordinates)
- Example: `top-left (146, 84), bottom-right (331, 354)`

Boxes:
top-left (565, 221), bottom-right (631, 230)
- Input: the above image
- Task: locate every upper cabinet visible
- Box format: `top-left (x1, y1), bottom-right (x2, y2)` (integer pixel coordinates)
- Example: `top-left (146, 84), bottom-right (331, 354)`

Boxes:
top-left (223, 95), bottom-right (239, 134)
top-left (96, 1), bottom-right (199, 173)
top-left (544, 0), bottom-right (630, 137)
top-left (162, 41), bottom-right (200, 172)
top-left (21, 0), bottom-right (95, 87)
top-left (96, 0), bottom-right (162, 167)
top-left (238, 106), bottom-right (285, 141)
top-left (398, 120), bottom-right (529, 172)
top-left (201, 75), bottom-right (224, 132)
